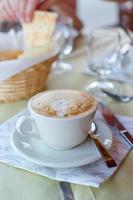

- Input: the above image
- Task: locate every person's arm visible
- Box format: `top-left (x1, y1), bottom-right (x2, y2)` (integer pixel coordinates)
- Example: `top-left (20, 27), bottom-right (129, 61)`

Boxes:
top-left (38, 0), bottom-right (76, 15)
top-left (58, 0), bottom-right (76, 15)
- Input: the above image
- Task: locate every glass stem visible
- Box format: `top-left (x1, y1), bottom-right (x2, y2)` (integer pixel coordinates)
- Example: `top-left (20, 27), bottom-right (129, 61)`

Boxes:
top-left (98, 73), bottom-right (108, 82)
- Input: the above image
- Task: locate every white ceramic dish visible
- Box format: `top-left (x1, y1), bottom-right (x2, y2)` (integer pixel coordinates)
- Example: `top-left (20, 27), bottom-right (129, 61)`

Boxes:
top-left (11, 119), bottom-right (113, 168)
top-left (16, 90), bottom-right (98, 150)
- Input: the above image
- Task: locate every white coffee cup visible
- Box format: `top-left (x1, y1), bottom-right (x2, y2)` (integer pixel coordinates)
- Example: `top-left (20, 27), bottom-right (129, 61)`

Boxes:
top-left (16, 90), bottom-right (98, 150)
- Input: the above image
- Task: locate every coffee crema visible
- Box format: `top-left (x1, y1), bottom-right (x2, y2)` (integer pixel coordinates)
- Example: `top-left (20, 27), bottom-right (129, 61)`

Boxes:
top-left (30, 90), bottom-right (97, 118)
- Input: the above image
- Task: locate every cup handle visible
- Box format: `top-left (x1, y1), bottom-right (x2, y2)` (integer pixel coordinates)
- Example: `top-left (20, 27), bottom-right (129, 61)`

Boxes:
top-left (16, 116), bottom-right (39, 139)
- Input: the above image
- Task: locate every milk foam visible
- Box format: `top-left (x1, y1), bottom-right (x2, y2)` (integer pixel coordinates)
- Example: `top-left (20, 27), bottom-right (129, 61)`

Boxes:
top-left (50, 99), bottom-right (70, 117)
top-left (30, 90), bottom-right (96, 117)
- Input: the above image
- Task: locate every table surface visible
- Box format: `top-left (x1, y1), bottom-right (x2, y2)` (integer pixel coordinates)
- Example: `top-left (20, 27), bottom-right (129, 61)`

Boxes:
top-left (0, 51), bottom-right (133, 200)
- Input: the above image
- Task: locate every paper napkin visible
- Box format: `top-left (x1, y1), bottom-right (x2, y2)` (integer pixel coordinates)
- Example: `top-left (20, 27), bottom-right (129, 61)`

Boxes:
top-left (0, 109), bottom-right (132, 188)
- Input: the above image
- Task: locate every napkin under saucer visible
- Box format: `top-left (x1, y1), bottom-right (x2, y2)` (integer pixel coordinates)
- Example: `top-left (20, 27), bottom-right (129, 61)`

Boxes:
top-left (0, 109), bottom-right (132, 187)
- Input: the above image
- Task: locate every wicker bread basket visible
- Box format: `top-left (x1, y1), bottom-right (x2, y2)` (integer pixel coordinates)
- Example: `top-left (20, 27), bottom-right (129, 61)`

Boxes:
top-left (0, 55), bottom-right (58, 102)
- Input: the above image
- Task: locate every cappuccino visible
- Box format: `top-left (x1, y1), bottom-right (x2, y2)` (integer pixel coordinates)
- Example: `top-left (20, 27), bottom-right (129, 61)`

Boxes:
top-left (30, 90), bottom-right (97, 118)
top-left (16, 90), bottom-right (98, 150)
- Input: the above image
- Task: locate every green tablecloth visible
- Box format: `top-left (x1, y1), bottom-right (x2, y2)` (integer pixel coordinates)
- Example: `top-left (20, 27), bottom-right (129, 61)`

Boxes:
top-left (0, 54), bottom-right (133, 200)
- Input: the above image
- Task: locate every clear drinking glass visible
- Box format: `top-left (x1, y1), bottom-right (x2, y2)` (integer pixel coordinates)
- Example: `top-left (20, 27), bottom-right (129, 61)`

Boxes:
top-left (85, 29), bottom-right (122, 99)
top-left (52, 16), bottom-right (74, 75)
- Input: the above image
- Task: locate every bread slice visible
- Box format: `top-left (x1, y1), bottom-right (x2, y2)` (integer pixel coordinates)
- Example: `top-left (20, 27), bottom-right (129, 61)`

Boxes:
top-left (22, 11), bottom-right (58, 49)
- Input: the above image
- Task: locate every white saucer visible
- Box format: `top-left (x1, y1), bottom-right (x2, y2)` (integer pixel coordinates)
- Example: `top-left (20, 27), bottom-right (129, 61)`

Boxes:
top-left (11, 119), bottom-right (113, 168)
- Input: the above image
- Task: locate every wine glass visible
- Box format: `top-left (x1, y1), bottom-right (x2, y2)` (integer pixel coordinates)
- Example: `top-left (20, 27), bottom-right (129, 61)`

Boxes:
top-left (85, 29), bottom-right (122, 99)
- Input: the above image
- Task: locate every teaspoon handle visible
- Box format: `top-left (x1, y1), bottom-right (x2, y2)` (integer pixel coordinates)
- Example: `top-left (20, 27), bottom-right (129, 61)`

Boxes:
top-left (90, 134), bottom-right (117, 168)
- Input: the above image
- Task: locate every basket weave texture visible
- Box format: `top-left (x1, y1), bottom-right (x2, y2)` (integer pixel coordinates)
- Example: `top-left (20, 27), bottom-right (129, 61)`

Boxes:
top-left (0, 55), bottom-right (58, 102)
